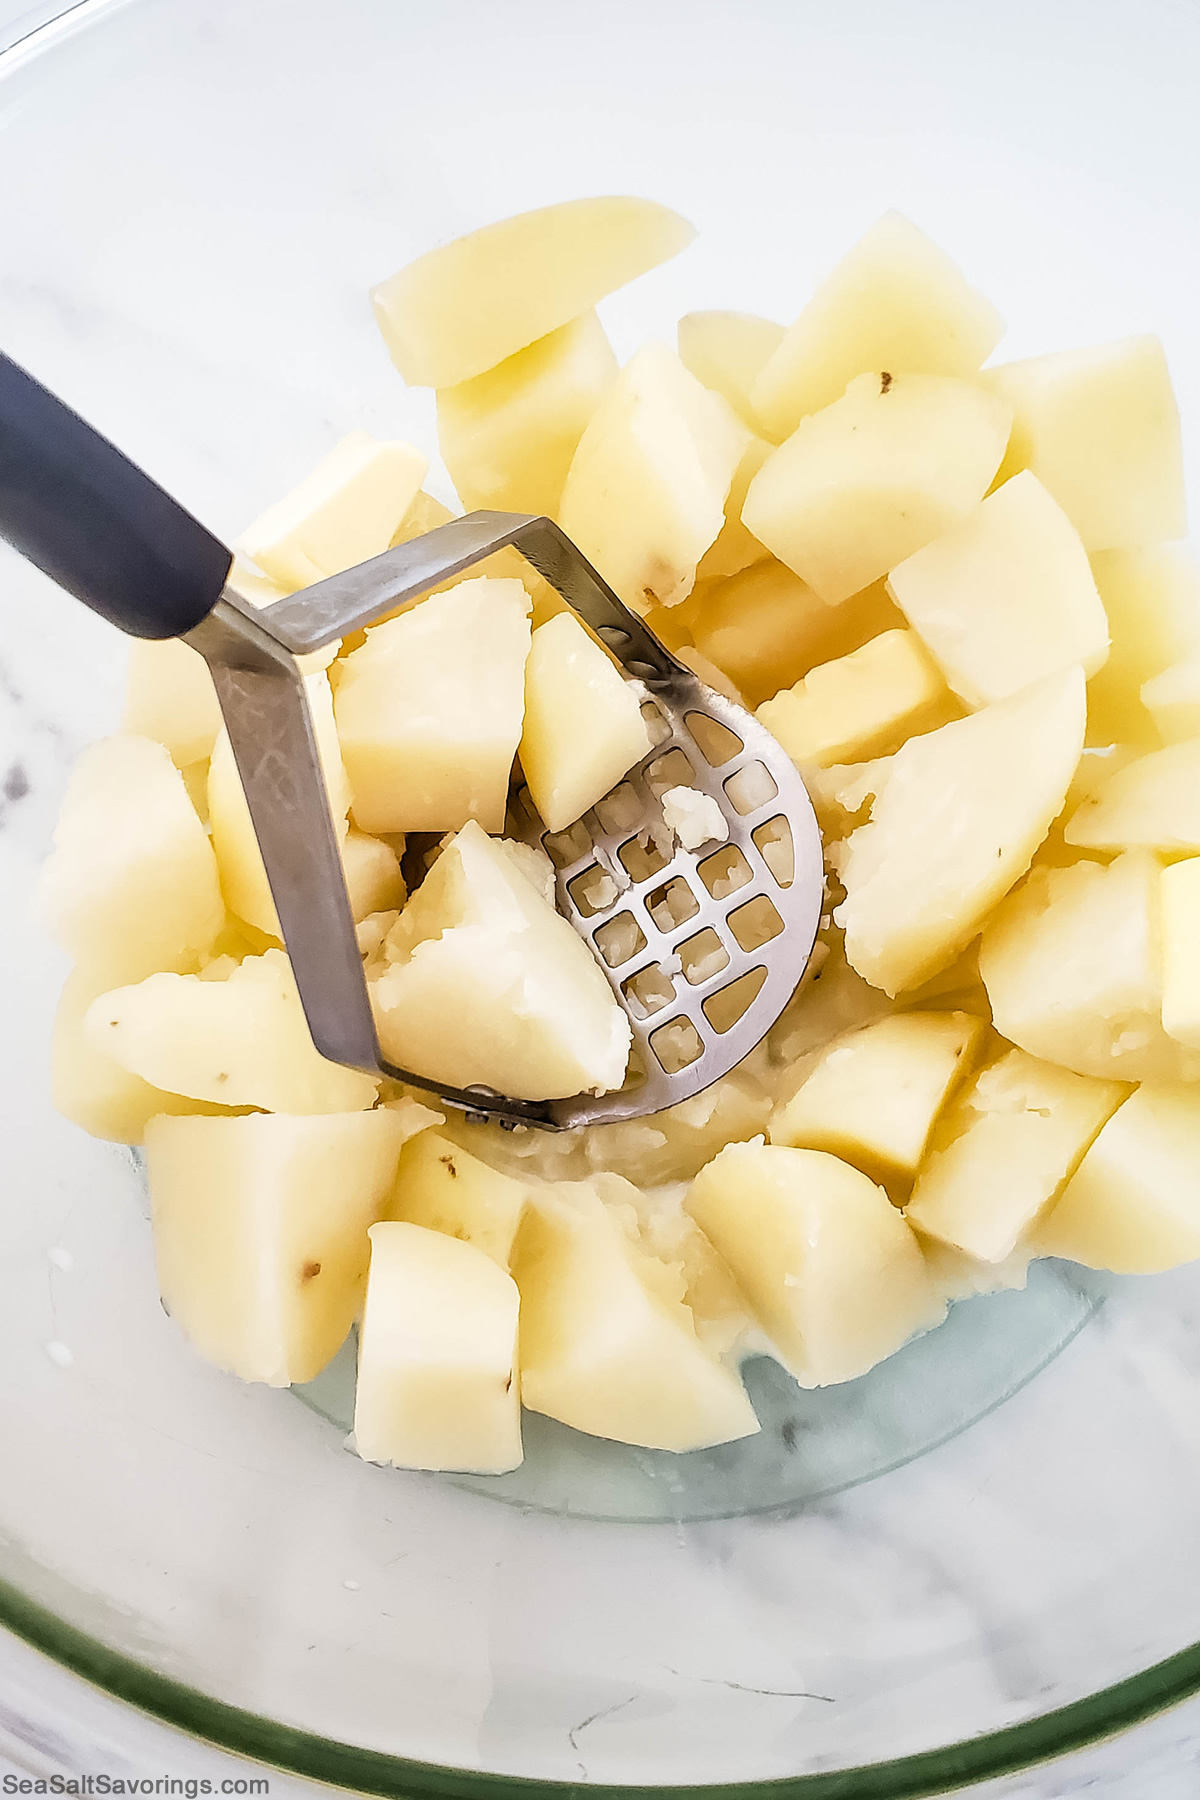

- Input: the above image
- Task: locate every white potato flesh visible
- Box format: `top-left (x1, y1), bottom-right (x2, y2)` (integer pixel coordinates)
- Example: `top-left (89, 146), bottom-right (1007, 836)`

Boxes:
top-left (437, 311), bottom-right (617, 517)
top-left (686, 1141), bottom-right (944, 1386)
top-left (905, 1049), bottom-right (1126, 1263)
top-left (147, 1109), bottom-right (408, 1386)
top-left (984, 335), bottom-right (1186, 553)
top-left (979, 851), bottom-right (1200, 1083)
top-left (122, 639), bottom-right (222, 768)
top-left (1160, 858), bottom-right (1200, 1049)
top-left (886, 472), bottom-right (1109, 707)
top-left (1065, 738), bottom-right (1200, 853)
top-left (512, 1180), bottom-right (759, 1452)
top-left (558, 341), bottom-right (751, 612)
top-left (519, 613), bottom-right (651, 831)
top-left (372, 196), bottom-right (695, 388)
top-left (334, 577), bottom-right (532, 835)
top-left (1087, 545), bottom-right (1200, 745)
top-left (677, 310), bottom-right (785, 429)
top-left (387, 1129), bottom-right (528, 1268)
top-left (369, 821), bottom-right (630, 1101)
top-left (238, 432), bottom-right (427, 589)
top-left (87, 948), bottom-right (379, 1114)
top-left (769, 1011), bottom-right (984, 1180)
top-left (660, 786), bottom-right (727, 850)
top-left (742, 373), bottom-right (1012, 605)
top-left (341, 830), bottom-right (405, 922)
top-left (354, 1222), bottom-right (523, 1473)
top-left (757, 629), bottom-right (952, 768)
top-left (750, 212), bottom-right (1004, 441)
top-left (1035, 1085), bottom-right (1200, 1273)
top-left (695, 433), bottom-right (772, 583)
top-left (40, 735), bottom-right (224, 987)
top-left (834, 667), bottom-right (1086, 995)
top-left (1143, 656), bottom-right (1200, 746)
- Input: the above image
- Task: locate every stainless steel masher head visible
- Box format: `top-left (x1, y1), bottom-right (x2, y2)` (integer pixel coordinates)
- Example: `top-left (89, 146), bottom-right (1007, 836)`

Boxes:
top-left (0, 352), bottom-right (824, 1130)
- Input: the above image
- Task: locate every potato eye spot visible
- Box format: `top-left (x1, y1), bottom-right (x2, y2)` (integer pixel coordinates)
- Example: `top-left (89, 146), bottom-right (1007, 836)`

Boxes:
top-left (301, 1260), bottom-right (322, 1282)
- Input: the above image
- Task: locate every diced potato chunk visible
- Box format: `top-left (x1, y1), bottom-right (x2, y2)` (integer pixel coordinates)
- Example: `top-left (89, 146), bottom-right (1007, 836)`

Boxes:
top-left (512, 1179), bottom-right (759, 1451)
top-left (835, 667), bottom-right (1086, 995)
top-left (1035, 1085), bottom-right (1200, 1272)
top-left (146, 1109), bottom-right (408, 1385)
top-left (341, 830), bottom-right (405, 922)
top-left (661, 786), bottom-right (727, 850)
top-left (677, 310), bottom-right (785, 429)
top-left (122, 639), bottom-right (222, 768)
top-left (238, 432), bottom-right (427, 589)
top-left (334, 577), bottom-right (531, 834)
top-left (354, 1222), bottom-right (522, 1472)
top-left (686, 1141), bottom-right (944, 1386)
top-left (695, 433), bottom-right (772, 583)
top-left (1087, 546), bottom-right (1200, 745)
top-left (757, 629), bottom-right (952, 768)
top-left (984, 335), bottom-right (1186, 552)
top-left (886, 473), bottom-right (1109, 707)
top-left (750, 212), bottom-right (1004, 440)
top-left (387, 1129), bottom-right (528, 1267)
top-left (905, 1049), bottom-right (1126, 1262)
top-left (437, 311), bottom-right (617, 516)
top-left (979, 851), bottom-right (1200, 1082)
top-left (558, 342), bottom-right (751, 611)
top-left (1142, 656), bottom-right (1200, 746)
top-left (40, 736), bottom-right (223, 986)
top-left (1065, 738), bottom-right (1200, 853)
top-left (390, 488), bottom-right (457, 546)
top-left (87, 948), bottom-right (379, 1114)
top-left (369, 822), bottom-right (630, 1100)
top-left (770, 1011), bottom-right (984, 1180)
top-left (519, 613), bottom-right (651, 831)
top-left (372, 197), bottom-right (695, 388)
top-left (1160, 858), bottom-right (1200, 1048)
top-left (742, 373), bottom-right (1012, 605)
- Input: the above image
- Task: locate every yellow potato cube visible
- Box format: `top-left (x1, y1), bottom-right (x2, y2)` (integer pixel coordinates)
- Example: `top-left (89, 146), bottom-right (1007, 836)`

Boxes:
top-left (1035, 1085), bottom-right (1200, 1273)
top-left (147, 1110), bottom-right (408, 1387)
top-left (677, 309), bottom-right (785, 429)
top-left (770, 1011), bottom-right (984, 1180)
top-left (835, 667), bottom-right (1086, 995)
top-left (686, 1141), bottom-right (945, 1386)
top-left (334, 577), bottom-right (531, 835)
top-left (886, 472), bottom-right (1109, 707)
top-left (742, 372), bottom-right (1012, 605)
top-left (1142, 656), bottom-right (1200, 746)
top-left (1065, 738), bottom-right (1200, 853)
top-left (390, 488), bottom-right (457, 546)
top-left (1160, 858), bottom-right (1200, 1048)
top-left (341, 830), bottom-right (405, 921)
top-left (519, 613), bottom-right (651, 831)
top-left (122, 639), bottom-right (222, 768)
top-left (437, 311), bottom-right (617, 517)
top-left (984, 335), bottom-right (1186, 552)
top-left (1087, 546), bottom-right (1200, 745)
top-left (905, 1049), bottom-right (1126, 1263)
top-left (695, 432), bottom-right (772, 583)
top-left (354, 1222), bottom-right (522, 1473)
top-left (757, 629), bottom-right (952, 768)
top-left (750, 211), bottom-right (1004, 440)
top-left (387, 1129), bottom-right (528, 1268)
top-left (238, 432), bottom-right (428, 589)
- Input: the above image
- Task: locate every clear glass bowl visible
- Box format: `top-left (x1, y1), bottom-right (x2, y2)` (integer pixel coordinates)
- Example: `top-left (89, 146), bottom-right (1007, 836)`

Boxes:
top-left (2, 0), bottom-right (1199, 1791)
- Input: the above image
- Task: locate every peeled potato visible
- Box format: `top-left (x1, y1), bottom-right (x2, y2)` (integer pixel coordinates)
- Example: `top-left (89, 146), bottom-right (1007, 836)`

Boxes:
top-left (677, 309), bottom-right (785, 430)
top-left (238, 432), bottom-right (427, 589)
top-left (757, 628), bottom-right (953, 769)
top-left (519, 612), bottom-right (651, 831)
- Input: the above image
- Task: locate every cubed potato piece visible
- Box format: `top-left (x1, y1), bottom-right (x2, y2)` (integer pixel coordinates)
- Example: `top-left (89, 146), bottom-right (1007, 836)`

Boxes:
top-left (341, 830), bottom-right (405, 921)
top-left (87, 948), bottom-right (379, 1114)
top-left (147, 1110), bottom-right (407, 1386)
top-left (390, 488), bottom-right (457, 546)
top-left (979, 851), bottom-right (1200, 1082)
top-left (984, 335), bottom-right (1186, 553)
top-left (742, 373), bottom-right (1012, 605)
top-left (1087, 546), bottom-right (1200, 745)
top-left (1035, 1085), bottom-right (1200, 1272)
top-left (237, 432), bottom-right (427, 589)
top-left (354, 1222), bottom-right (522, 1472)
top-left (519, 613), bottom-right (651, 831)
top-left (834, 667), bottom-right (1086, 995)
top-left (1065, 738), bottom-right (1200, 853)
top-left (695, 434), bottom-right (772, 583)
top-left (208, 671), bottom-right (351, 938)
top-left (886, 473), bottom-right (1109, 707)
top-left (370, 821), bottom-right (630, 1101)
top-left (750, 212), bottom-right (1004, 441)
top-left (558, 342), bottom-right (751, 612)
top-left (40, 736), bottom-right (224, 987)
top-left (757, 629), bottom-right (953, 768)
top-left (677, 310), bottom-right (785, 429)
top-left (689, 563), bottom-right (905, 706)
top-left (686, 1141), bottom-right (945, 1386)
top-left (437, 311), bottom-right (617, 517)
top-left (512, 1179), bottom-right (759, 1451)
top-left (334, 577), bottom-right (531, 835)
top-left (122, 639), bottom-right (222, 768)
top-left (372, 197), bottom-right (694, 388)
top-left (1143, 656), bottom-right (1200, 746)
top-left (1160, 858), bottom-right (1200, 1048)
top-left (770, 1011), bottom-right (984, 1180)
top-left (387, 1129), bottom-right (528, 1267)
top-left (905, 1049), bottom-right (1126, 1263)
